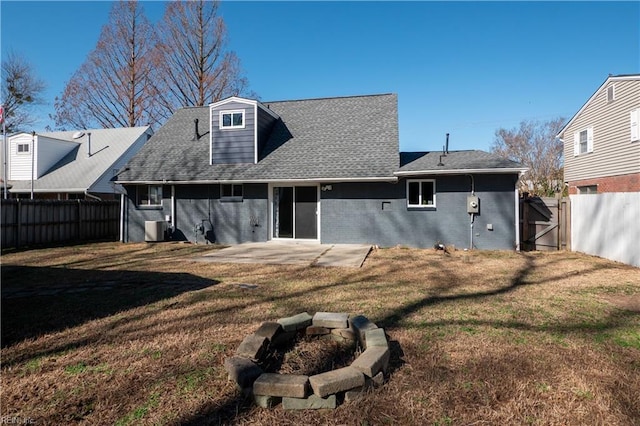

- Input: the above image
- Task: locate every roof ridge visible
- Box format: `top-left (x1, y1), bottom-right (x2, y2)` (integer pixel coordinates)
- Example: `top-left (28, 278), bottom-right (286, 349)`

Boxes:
top-left (400, 149), bottom-right (486, 154)
top-left (264, 93), bottom-right (395, 104)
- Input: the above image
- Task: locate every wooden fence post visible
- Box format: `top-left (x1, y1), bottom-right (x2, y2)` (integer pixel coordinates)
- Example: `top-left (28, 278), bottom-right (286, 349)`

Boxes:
top-left (77, 200), bottom-right (83, 241)
top-left (15, 199), bottom-right (21, 249)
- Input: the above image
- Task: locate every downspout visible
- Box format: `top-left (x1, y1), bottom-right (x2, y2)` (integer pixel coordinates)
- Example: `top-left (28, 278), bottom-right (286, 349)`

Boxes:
top-left (514, 186), bottom-right (521, 251)
top-left (515, 171), bottom-right (526, 251)
top-left (120, 192), bottom-right (125, 242)
top-left (84, 190), bottom-right (102, 201)
top-left (467, 174), bottom-right (475, 250)
top-left (171, 185), bottom-right (175, 233)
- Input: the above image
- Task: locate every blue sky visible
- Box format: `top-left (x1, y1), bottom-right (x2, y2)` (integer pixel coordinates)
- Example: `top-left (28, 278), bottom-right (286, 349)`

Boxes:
top-left (1, 1), bottom-right (638, 153)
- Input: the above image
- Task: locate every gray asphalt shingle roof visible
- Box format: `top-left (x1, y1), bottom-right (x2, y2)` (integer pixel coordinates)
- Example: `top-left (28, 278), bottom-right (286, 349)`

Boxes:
top-left (117, 94), bottom-right (524, 183)
top-left (398, 150), bottom-right (525, 173)
top-left (117, 94), bottom-right (400, 182)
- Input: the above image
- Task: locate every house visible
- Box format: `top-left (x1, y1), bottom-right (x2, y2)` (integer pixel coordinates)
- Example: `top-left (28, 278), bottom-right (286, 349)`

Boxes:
top-left (116, 94), bottom-right (526, 250)
top-left (557, 74), bottom-right (640, 194)
top-left (556, 74), bottom-right (640, 267)
top-left (6, 126), bottom-right (153, 200)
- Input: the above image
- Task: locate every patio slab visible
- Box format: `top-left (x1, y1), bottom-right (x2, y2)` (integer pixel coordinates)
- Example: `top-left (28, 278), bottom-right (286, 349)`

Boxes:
top-left (194, 241), bottom-right (371, 268)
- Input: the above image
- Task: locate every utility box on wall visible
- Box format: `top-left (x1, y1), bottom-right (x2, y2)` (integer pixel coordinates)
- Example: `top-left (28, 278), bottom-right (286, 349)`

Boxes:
top-left (467, 195), bottom-right (480, 214)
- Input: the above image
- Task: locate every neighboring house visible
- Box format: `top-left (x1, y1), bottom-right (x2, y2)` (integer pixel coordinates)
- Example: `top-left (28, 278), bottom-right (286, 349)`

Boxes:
top-left (116, 94), bottom-right (526, 250)
top-left (557, 74), bottom-right (640, 267)
top-left (7, 127), bottom-right (153, 200)
top-left (557, 74), bottom-right (640, 194)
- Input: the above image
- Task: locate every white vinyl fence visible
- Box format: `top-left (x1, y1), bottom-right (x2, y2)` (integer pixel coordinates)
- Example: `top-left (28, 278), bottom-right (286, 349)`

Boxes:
top-left (571, 192), bottom-right (640, 267)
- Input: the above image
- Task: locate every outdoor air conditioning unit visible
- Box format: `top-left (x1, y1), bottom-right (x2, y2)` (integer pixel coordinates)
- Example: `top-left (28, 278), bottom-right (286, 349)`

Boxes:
top-left (145, 220), bottom-right (166, 242)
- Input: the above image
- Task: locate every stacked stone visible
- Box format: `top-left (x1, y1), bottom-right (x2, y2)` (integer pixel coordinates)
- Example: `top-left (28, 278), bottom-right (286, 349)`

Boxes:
top-left (223, 312), bottom-right (391, 410)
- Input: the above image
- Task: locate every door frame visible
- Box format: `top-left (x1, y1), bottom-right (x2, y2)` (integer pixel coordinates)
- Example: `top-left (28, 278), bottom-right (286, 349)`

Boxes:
top-left (268, 183), bottom-right (320, 242)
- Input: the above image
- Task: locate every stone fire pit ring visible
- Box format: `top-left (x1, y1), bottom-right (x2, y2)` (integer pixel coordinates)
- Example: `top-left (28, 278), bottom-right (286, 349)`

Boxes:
top-left (224, 312), bottom-right (390, 410)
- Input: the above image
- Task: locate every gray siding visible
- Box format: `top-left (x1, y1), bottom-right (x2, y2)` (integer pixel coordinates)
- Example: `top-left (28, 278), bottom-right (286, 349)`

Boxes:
top-left (123, 184), bottom-right (269, 244)
top-left (211, 101), bottom-right (256, 164)
top-left (564, 79), bottom-right (640, 182)
top-left (320, 175), bottom-right (518, 250)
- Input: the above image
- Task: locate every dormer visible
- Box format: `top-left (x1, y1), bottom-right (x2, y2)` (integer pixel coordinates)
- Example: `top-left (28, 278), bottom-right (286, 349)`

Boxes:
top-left (209, 96), bottom-right (280, 164)
top-left (8, 133), bottom-right (79, 181)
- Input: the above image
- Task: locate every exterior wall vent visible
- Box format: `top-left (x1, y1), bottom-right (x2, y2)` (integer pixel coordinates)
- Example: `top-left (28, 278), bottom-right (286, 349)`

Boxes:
top-left (607, 85), bottom-right (615, 103)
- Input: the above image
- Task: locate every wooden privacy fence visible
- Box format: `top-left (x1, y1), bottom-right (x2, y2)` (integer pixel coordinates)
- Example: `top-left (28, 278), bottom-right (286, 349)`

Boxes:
top-left (1, 199), bottom-right (120, 249)
top-left (520, 195), bottom-right (570, 251)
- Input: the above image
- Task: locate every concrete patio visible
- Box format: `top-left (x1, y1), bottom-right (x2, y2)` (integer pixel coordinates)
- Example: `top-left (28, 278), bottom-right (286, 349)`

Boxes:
top-left (194, 241), bottom-right (372, 268)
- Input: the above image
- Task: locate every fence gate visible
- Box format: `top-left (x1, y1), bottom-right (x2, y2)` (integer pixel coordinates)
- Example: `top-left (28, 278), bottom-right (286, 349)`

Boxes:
top-left (520, 195), bottom-right (570, 251)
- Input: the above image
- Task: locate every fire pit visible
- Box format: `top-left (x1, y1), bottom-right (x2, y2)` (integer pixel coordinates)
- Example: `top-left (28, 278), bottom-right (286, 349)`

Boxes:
top-left (224, 312), bottom-right (390, 410)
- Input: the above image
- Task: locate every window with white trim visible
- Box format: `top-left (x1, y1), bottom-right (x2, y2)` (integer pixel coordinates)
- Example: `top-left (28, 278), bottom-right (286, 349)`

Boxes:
top-left (219, 110), bottom-right (245, 129)
top-left (631, 108), bottom-right (639, 142)
top-left (574, 127), bottom-right (593, 155)
top-left (221, 183), bottom-right (243, 201)
top-left (407, 179), bottom-right (436, 208)
top-left (137, 185), bottom-right (163, 207)
top-left (17, 143), bottom-right (30, 154)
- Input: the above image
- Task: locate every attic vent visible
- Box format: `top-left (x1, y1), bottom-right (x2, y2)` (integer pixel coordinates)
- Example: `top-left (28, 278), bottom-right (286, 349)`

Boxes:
top-left (607, 85), bottom-right (615, 103)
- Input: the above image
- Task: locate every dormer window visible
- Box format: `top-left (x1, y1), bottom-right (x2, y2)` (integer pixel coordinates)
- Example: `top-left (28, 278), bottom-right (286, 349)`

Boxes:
top-left (220, 110), bottom-right (245, 130)
top-left (17, 143), bottom-right (30, 154)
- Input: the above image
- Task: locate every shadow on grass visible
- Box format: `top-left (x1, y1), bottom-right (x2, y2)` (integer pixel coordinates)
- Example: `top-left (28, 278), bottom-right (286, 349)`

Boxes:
top-left (376, 254), bottom-right (536, 330)
top-left (1, 265), bottom-right (218, 348)
top-left (178, 393), bottom-right (256, 426)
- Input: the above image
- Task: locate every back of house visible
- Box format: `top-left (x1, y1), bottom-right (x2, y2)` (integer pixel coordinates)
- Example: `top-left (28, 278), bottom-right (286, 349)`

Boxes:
top-left (117, 94), bottom-right (525, 250)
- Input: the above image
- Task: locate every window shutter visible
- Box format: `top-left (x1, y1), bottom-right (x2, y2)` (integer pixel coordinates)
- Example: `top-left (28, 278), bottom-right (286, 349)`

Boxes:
top-left (631, 109), bottom-right (639, 142)
top-left (573, 131), bottom-right (579, 156)
top-left (587, 127), bottom-right (594, 153)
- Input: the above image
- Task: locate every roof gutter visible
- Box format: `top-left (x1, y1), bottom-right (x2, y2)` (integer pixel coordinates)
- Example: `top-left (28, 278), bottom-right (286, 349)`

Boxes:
top-left (9, 188), bottom-right (88, 194)
top-left (394, 167), bottom-right (528, 177)
top-left (115, 176), bottom-right (399, 185)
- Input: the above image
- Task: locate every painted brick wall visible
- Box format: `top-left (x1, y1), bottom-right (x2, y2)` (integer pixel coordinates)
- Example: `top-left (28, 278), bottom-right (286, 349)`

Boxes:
top-left (567, 172), bottom-right (640, 194)
top-left (320, 175), bottom-right (518, 250)
top-left (124, 176), bottom-right (519, 250)
top-left (124, 184), bottom-right (269, 244)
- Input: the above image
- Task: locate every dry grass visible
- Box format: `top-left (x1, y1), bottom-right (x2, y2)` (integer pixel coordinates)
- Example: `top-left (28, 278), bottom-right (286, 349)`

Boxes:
top-left (1, 242), bottom-right (639, 425)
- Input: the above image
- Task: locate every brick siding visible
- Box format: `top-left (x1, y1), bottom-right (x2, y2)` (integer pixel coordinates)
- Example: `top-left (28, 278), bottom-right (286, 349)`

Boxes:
top-left (567, 172), bottom-right (640, 194)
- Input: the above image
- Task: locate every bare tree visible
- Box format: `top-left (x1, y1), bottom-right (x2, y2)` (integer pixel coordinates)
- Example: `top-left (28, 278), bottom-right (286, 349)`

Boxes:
top-left (151, 0), bottom-right (248, 120)
top-left (1, 52), bottom-right (46, 133)
top-left (491, 118), bottom-right (566, 196)
top-left (53, 1), bottom-right (156, 129)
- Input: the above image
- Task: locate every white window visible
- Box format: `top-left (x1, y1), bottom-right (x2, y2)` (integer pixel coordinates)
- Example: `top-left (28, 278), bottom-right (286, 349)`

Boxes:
top-left (221, 183), bottom-right (243, 200)
top-left (631, 109), bottom-right (639, 142)
top-left (219, 110), bottom-right (245, 129)
top-left (407, 179), bottom-right (436, 208)
top-left (578, 185), bottom-right (597, 194)
top-left (137, 185), bottom-right (163, 207)
top-left (17, 143), bottom-right (30, 154)
top-left (573, 127), bottom-right (593, 156)
top-left (607, 85), bottom-right (615, 103)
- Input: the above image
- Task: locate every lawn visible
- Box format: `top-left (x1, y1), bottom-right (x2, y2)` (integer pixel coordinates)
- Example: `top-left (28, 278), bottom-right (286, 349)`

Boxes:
top-left (1, 242), bottom-right (639, 425)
